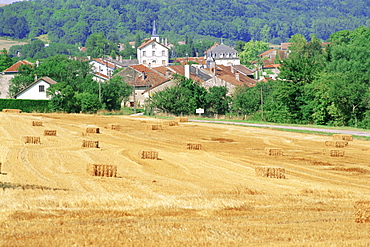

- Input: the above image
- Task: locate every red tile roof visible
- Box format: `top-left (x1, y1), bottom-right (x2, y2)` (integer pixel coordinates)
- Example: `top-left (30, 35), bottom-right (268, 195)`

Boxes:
top-left (3, 60), bottom-right (33, 73)
top-left (216, 65), bottom-right (256, 87)
top-left (92, 58), bottom-right (116, 69)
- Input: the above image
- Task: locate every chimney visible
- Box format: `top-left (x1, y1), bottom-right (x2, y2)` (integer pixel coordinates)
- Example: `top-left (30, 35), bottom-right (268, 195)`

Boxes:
top-left (231, 65), bottom-right (234, 74)
top-left (34, 74), bottom-right (38, 81)
top-left (166, 70), bottom-right (171, 78)
top-left (235, 72), bottom-right (240, 81)
top-left (210, 62), bottom-right (216, 77)
top-left (120, 55), bottom-right (123, 62)
top-left (185, 64), bottom-right (190, 79)
top-left (196, 66), bottom-right (199, 75)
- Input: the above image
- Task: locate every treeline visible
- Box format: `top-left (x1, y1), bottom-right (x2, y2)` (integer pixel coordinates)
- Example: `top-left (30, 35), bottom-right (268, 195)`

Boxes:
top-left (150, 27), bottom-right (370, 129)
top-left (0, 0), bottom-right (369, 45)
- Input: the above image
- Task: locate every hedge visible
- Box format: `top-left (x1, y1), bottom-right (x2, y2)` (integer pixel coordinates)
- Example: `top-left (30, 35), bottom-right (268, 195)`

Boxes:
top-left (0, 99), bottom-right (50, 113)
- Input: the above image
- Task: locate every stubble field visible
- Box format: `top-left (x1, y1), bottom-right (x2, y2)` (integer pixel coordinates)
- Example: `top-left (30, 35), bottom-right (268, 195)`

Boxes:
top-left (1, 112), bottom-right (370, 246)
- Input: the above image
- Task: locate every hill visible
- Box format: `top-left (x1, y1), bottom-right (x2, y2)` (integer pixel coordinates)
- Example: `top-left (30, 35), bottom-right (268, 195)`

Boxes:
top-left (1, 112), bottom-right (370, 245)
top-left (0, 37), bottom-right (28, 51)
top-left (0, 0), bottom-right (369, 45)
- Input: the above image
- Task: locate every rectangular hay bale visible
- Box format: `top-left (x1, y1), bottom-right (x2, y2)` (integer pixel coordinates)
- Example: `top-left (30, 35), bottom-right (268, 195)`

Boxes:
top-left (146, 124), bottom-right (163, 130)
top-left (187, 143), bottom-right (202, 150)
top-left (355, 201), bottom-right (370, 223)
top-left (2, 109), bottom-right (22, 113)
top-left (23, 136), bottom-right (41, 144)
top-left (332, 134), bottom-right (353, 141)
top-left (175, 117), bottom-right (188, 122)
top-left (325, 140), bottom-right (348, 148)
top-left (329, 149), bottom-right (345, 157)
top-left (32, 121), bottom-right (43, 126)
top-left (44, 130), bottom-right (57, 136)
top-left (107, 124), bottom-right (121, 130)
top-left (82, 140), bottom-right (99, 148)
top-left (87, 164), bottom-right (117, 177)
top-left (265, 148), bottom-right (283, 156)
top-left (141, 151), bottom-right (159, 159)
top-left (255, 166), bottom-right (285, 179)
top-left (86, 127), bottom-right (100, 133)
top-left (163, 120), bottom-right (179, 126)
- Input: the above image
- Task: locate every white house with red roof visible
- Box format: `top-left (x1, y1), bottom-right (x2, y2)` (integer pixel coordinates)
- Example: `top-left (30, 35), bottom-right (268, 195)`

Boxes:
top-left (137, 21), bottom-right (170, 68)
top-left (90, 58), bottom-right (118, 81)
top-left (14, 76), bottom-right (57, 100)
top-left (1, 60), bottom-right (33, 99)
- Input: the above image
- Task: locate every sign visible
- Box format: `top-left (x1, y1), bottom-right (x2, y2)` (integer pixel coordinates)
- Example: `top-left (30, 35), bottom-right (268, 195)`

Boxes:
top-left (196, 108), bottom-right (204, 114)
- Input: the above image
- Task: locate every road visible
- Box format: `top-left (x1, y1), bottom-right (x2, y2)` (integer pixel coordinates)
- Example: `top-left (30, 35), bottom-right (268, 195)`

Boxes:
top-left (189, 119), bottom-right (370, 137)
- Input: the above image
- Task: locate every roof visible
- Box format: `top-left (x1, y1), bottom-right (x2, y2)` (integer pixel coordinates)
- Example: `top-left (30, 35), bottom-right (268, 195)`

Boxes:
top-left (209, 44), bottom-right (238, 54)
top-left (137, 39), bottom-right (169, 50)
top-left (13, 76), bottom-right (58, 98)
top-left (233, 65), bottom-right (254, 76)
top-left (91, 58), bottom-right (116, 69)
top-left (3, 60), bottom-right (33, 73)
top-left (259, 49), bottom-right (276, 57)
top-left (215, 65), bottom-right (256, 87)
top-left (167, 65), bottom-right (206, 83)
top-left (174, 57), bottom-right (206, 65)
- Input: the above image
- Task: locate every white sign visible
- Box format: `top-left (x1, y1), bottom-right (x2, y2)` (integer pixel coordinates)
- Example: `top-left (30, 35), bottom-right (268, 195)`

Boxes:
top-left (196, 108), bottom-right (204, 114)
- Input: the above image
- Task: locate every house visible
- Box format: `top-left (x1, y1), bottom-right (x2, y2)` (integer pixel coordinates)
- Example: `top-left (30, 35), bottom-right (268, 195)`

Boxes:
top-left (137, 21), bottom-right (170, 67)
top-left (205, 43), bottom-right (240, 67)
top-left (1, 60), bottom-right (33, 99)
top-left (90, 58), bottom-right (118, 81)
top-left (14, 76), bottom-right (57, 100)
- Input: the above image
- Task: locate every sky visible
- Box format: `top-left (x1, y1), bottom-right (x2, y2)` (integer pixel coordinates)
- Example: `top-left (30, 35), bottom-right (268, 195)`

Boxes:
top-left (0, 0), bottom-right (20, 4)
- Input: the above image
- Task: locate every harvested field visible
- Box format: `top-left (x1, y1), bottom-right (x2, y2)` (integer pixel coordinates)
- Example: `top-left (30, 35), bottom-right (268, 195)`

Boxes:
top-left (1, 113), bottom-right (370, 246)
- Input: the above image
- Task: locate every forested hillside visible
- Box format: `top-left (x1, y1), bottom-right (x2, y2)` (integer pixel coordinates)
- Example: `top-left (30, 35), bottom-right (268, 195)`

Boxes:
top-left (0, 0), bottom-right (369, 45)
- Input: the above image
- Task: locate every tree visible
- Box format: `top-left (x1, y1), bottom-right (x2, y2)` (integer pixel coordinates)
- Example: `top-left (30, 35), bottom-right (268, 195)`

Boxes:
top-left (0, 48), bottom-right (13, 72)
top-left (238, 41), bottom-right (269, 66)
top-left (205, 86), bottom-right (230, 116)
top-left (101, 76), bottom-right (132, 111)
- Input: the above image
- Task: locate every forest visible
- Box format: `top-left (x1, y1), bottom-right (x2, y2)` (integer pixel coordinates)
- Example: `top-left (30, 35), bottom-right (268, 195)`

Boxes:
top-left (0, 0), bottom-right (369, 46)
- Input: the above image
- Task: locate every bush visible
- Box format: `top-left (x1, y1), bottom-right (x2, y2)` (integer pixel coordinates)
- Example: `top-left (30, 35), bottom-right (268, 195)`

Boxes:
top-left (0, 99), bottom-right (50, 113)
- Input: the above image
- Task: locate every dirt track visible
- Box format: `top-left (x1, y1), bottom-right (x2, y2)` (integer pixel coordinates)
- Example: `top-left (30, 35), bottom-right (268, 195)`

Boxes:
top-left (1, 113), bottom-right (370, 246)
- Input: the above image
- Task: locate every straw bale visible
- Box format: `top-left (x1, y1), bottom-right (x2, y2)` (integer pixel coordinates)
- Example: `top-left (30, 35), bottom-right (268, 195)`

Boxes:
top-left (23, 136), bottom-right (41, 144)
top-left (107, 124), bottom-right (121, 130)
top-left (146, 124), bottom-right (163, 130)
top-left (355, 201), bottom-right (370, 223)
top-left (141, 151), bottom-right (159, 159)
top-left (187, 143), bottom-right (202, 150)
top-left (265, 148), bottom-right (283, 156)
top-left (32, 121), bottom-right (43, 126)
top-left (255, 166), bottom-right (285, 179)
top-left (82, 140), bottom-right (99, 148)
top-left (328, 149), bottom-right (345, 157)
top-left (87, 164), bottom-right (117, 177)
top-left (325, 140), bottom-right (348, 148)
top-left (2, 109), bottom-right (22, 113)
top-left (163, 120), bottom-right (179, 126)
top-left (175, 117), bottom-right (188, 122)
top-left (332, 134), bottom-right (353, 141)
top-left (86, 127), bottom-right (100, 133)
top-left (44, 130), bottom-right (57, 136)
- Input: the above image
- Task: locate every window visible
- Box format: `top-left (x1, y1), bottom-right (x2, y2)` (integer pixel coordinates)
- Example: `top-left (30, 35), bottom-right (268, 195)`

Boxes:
top-left (162, 50), bottom-right (165, 56)
top-left (152, 51), bottom-right (155, 56)
top-left (143, 60), bottom-right (147, 64)
top-left (152, 43), bottom-right (156, 49)
top-left (162, 60), bottom-right (166, 65)
top-left (39, 85), bottom-right (45, 92)
top-left (143, 51), bottom-right (146, 56)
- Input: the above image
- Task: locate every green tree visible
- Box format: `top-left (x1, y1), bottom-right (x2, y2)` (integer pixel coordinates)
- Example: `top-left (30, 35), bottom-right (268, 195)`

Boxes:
top-left (205, 86), bottom-right (230, 116)
top-left (238, 41), bottom-right (269, 66)
top-left (0, 48), bottom-right (13, 72)
top-left (101, 76), bottom-right (132, 111)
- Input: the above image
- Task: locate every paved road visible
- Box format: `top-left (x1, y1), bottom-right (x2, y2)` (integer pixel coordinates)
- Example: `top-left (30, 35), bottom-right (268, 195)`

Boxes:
top-left (189, 119), bottom-right (370, 137)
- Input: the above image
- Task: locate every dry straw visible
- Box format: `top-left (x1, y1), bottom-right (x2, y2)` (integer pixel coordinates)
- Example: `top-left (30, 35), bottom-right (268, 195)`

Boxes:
top-left (44, 130), bottom-right (57, 136)
top-left (332, 134), bottom-right (353, 141)
top-left (187, 143), bottom-right (202, 150)
top-left (146, 124), bottom-right (163, 130)
top-left (82, 140), bottom-right (99, 148)
top-left (325, 140), bottom-right (348, 148)
top-left (175, 117), bottom-right (188, 122)
top-left (141, 151), bottom-right (159, 159)
top-left (265, 147), bottom-right (283, 156)
top-left (255, 166), bottom-right (286, 179)
top-left (354, 201), bottom-right (370, 223)
top-left (87, 164), bottom-right (117, 177)
top-left (163, 120), bottom-right (179, 126)
top-left (328, 149), bottom-right (345, 157)
top-left (86, 127), bottom-right (100, 133)
top-left (2, 109), bottom-right (22, 113)
top-left (107, 124), bottom-right (121, 130)
top-left (23, 136), bottom-right (41, 144)
top-left (32, 121), bottom-right (43, 126)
